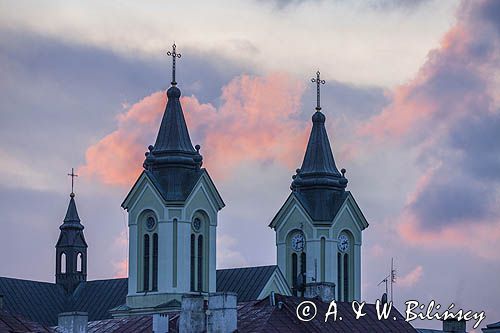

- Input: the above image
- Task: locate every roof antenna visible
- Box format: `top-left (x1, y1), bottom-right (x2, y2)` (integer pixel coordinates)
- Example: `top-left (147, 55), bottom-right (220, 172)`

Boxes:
top-left (391, 257), bottom-right (397, 303)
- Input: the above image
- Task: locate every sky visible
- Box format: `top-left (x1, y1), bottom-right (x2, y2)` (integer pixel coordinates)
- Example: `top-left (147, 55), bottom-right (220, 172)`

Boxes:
top-left (1, 0), bottom-right (499, 330)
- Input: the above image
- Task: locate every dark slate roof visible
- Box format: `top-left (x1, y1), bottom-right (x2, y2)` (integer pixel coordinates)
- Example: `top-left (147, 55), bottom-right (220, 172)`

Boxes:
top-left (237, 294), bottom-right (418, 332)
top-left (66, 279), bottom-right (128, 322)
top-left (216, 265), bottom-right (280, 302)
top-left (0, 309), bottom-right (55, 333)
top-left (74, 294), bottom-right (417, 333)
top-left (0, 266), bottom-right (280, 327)
top-left (0, 277), bottom-right (127, 327)
top-left (0, 277), bottom-right (66, 326)
top-left (144, 168), bottom-right (203, 202)
top-left (294, 190), bottom-right (349, 222)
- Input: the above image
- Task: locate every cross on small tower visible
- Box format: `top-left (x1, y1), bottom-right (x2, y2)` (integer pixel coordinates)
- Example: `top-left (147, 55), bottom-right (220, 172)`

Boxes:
top-left (167, 42), bottom-right (182, 86)
top-left (67, 168), bottom-right (78, 196)
top-left (311, 71), bottom-right (326, 111)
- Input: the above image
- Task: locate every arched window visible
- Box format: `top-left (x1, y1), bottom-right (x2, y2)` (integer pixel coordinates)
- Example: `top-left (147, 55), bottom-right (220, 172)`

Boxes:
top-left (343, 254), bottom-right (349, 301)
top-left (143, 234), bottom-right (150, 291)
top-left (197, 235), bottom-right (203, 292)
top-left (190, 234), bottom-right (195, 292)
top-left (190, 212), bottom-right (209, 293)
top-left (152, 233), bottom-right (158, 291)
top-left (320, 238), bottom-right (326, 282)
top-left (300, 252), bottom-right (306, 277)
top-left (291, 253), bottom-right (298, 296)
top-left (337, 253), bottom-right (342, 300)
top-left (61, 253), bottom-right (66, 274)
top-left (77, 252), bottom-right (83, 272)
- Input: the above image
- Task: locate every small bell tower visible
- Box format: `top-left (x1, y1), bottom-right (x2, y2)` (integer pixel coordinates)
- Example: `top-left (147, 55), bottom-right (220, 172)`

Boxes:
top-left (55, 168), bottom-right (88, 293)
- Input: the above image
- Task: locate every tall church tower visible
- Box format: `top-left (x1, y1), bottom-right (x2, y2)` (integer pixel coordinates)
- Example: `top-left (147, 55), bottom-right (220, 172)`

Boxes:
top-left (55, 189), bottom-right (88, 294)
top-left (269, 72), bottom-right (368, 302)
top-left (121, 44), bottom-right (224, 312)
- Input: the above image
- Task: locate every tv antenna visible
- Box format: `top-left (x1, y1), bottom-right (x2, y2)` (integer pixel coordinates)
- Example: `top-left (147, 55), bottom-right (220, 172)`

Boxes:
top-left (377, 257), bottom-right (397, 303)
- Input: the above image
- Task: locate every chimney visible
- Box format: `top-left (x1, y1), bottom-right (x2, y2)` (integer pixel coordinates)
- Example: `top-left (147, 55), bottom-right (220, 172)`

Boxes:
top-left (207, 292), bottom-right (237, 333)
top-left (179, 295), bottom-right (206, 333)
top-left (443, 318), bottom-right (466, 332)
top-left (304, 282), bottom-right (336, 303)
top-left (58, 312), bottom-right (88, 333)
top-left (153, 313), bottom-right (169, 333)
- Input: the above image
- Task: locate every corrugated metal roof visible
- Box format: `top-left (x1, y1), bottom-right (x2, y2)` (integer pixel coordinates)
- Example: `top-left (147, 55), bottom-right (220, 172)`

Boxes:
top-left (0, 277), bottom-right (127, 327)
top-left (0, 266), bottom-right (280, 327)
top-left (0, 277), bottom-right (66, 326)
top-left (77, 294), bottom-right (417, 333)
top-left (0, 309), bottom-right (55, 332)
top-left (216, 265), bottom-right (277, 302)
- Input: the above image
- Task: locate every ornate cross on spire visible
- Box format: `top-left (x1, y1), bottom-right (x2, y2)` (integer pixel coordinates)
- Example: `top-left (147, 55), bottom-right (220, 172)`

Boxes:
top-left (167, 42), bottom-right (182, 86)
top-left (311, 71), bottom-right (325, 111)
top-left (67, 167), bottom-right (78, 196)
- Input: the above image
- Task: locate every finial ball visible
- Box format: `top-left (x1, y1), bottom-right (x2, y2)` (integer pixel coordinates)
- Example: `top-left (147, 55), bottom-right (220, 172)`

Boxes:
top-left (341, 168), bottom-right (346, 176)
top-left (70, 192), bottom-right (75, 198)
top-left (195, 144), bottom-right (201, 151)
top-left (148, 145), bottom-right (154, 151)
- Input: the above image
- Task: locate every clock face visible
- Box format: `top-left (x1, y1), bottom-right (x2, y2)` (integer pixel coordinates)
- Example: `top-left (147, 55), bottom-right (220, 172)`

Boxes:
top-left (192, 218), bottom-right (201, 232)
top-left (338, 234), bottom-right (349, 252)
top-left (146, 216), bottom-right (156, 231)
top-left (291, 233), bottom-right (305, 252)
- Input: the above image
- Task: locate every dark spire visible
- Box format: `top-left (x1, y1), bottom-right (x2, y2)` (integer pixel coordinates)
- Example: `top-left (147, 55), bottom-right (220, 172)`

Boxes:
top-left (142, 44), bottom-right (204, 201)
top-left (144, 43), bottom-right (202, 169)
top-left (291, 110), bottom-right (347, 191)
top-left (290, 73), bottom-right (348, 221)
top-left (56, 174), bottom-right (87, 293)
top-left (292, 72), bottom-right (347, 192)
top-left (151, 86), bottom-right (197, 154)
top-left (61, 193), bottom-right (83, 229)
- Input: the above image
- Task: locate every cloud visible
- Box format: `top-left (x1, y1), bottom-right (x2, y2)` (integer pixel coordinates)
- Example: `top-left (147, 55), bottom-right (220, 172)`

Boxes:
top-left (217, 234), bottom-right (248, 268)
top-left (80, 73), bottom-right (308, 185)
top-left (398, 265), bottom-right (423, 288)
top-left (358, 0), bottom-right (500, 258)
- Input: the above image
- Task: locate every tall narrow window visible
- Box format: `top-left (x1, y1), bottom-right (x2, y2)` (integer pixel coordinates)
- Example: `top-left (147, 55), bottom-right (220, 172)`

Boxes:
top-left (343, 254), bottom-right (349, 301)
top-left (320, 238), bottom-right (325, 282)
top-left (173, 219), bottom-right (178, 288)
top-left (291, 253), bottom-right (298, 296)
top-left (152, 233), bottom-right (158, 291)
top-left (61, 253), bottom-right (66, 274)
top-left (190, 234), bottom-right (195, 291)
top-left (337, 253), bottom-right (342, 301)
top-left (300, 252), bottom-right (306, 276)
top-left (143, 234), bottom-right (150, 291)
top-left (77, 253), bottom-right (82, 272)
top-left (197, 235), bottom-right (203, 292)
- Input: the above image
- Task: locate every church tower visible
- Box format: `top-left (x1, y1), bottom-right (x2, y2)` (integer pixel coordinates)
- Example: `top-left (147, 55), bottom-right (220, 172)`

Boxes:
top-left (55, 181), bottom-right (88, 294)
top-left (269, 72), bottom-right (368, 302)
top-left (121, 44), bottom-right (224, 313)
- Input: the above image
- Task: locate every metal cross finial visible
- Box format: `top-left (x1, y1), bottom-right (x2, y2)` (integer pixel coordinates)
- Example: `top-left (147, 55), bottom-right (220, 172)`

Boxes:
top-left (167, 42), bottom-right (182, 86)
top-left (67, 168), bottom-right (78, 195)
top-left (311, 71), bottom-right (325, 111)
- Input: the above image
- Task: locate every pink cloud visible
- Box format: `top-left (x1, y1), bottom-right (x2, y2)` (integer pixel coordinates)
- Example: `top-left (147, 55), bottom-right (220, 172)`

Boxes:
top-left (80, 73), bottom-right (308, 186)
top-left (398, 265), bottom-right (423, 288)
top-left (357, 0), bottom-right (500, 258)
